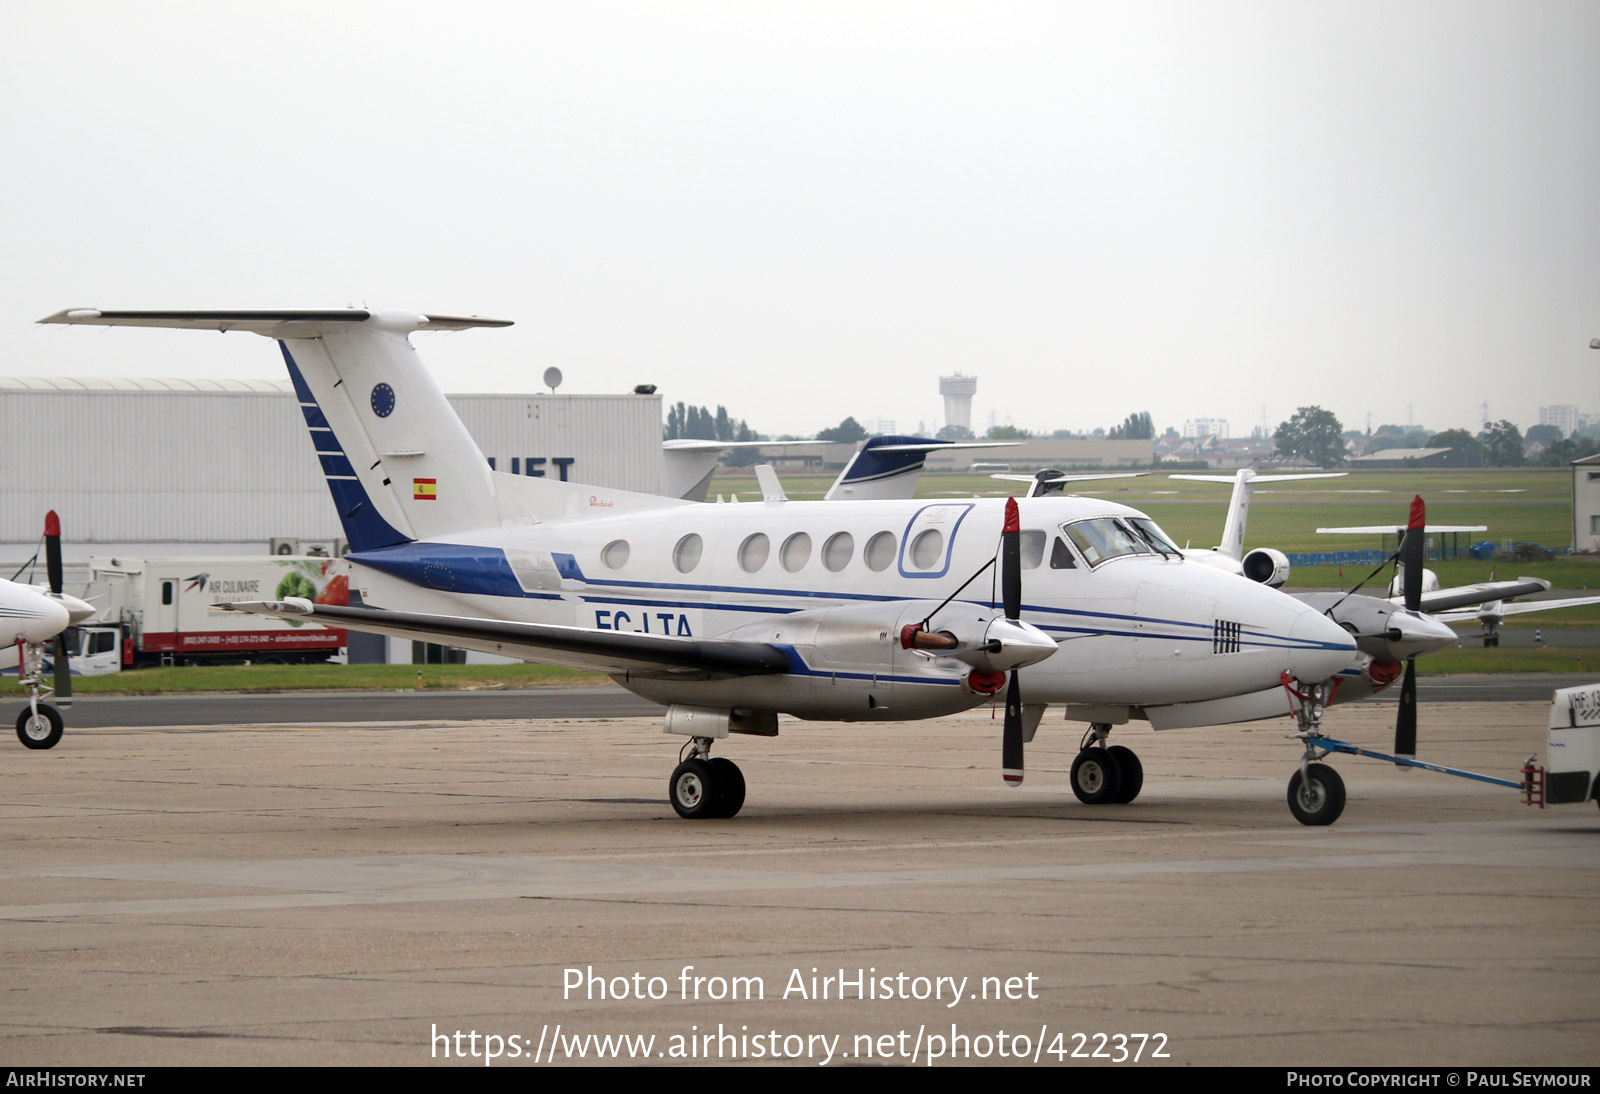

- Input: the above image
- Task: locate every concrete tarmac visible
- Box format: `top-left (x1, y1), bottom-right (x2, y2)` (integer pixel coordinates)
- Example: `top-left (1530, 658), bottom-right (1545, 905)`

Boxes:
top-left (1, 695), bottom-right (1596, 1068)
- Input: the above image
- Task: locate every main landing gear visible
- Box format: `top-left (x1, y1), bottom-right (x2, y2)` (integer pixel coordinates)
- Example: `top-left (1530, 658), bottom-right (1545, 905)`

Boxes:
top-left (1069, 724), bottom-right (1144, 806)
top-left (669, 737), bottom-right (747, 819)
top-left (1283, 678), bottom-right (1346, 826)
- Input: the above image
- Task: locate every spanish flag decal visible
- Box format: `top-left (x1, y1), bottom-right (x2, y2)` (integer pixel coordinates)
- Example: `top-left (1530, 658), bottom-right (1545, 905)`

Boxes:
top-left (413, 478), bottom-right (437, 501)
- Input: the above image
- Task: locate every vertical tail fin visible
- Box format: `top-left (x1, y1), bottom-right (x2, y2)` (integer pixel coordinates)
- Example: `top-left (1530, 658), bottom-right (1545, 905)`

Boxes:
top-left (278, 319), bottom-right (506, 549)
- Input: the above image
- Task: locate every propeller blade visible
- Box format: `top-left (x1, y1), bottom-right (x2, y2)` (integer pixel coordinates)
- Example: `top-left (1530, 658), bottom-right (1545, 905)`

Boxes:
top-left (1002, 497), bottom-right (1021, 621)
top-left (1394, 658), bottom-right (1417, 758)
top-left (1003, 671), bottom-right (1023, 786)
top-left (53, 633), bottom-right (73, 704)
top-left (45, 510), bottom-right (64, 595)
top-left (1000, 498), bottom-right (1024, 785)
top-left (44, 511), bottom-right (72, 704)
top-left (1401, 495), bottom-right (1425, 613)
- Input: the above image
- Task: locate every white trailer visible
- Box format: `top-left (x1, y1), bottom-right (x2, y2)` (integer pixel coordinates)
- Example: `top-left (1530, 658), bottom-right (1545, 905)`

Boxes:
top-left (70, 556), bottom-right (349, 672)
top-left (1545, 684), bottom-right (1600, 808)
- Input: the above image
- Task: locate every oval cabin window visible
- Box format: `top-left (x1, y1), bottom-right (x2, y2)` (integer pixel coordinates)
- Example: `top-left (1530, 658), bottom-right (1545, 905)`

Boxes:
top-left (864, 531), bottom-right (897, 572)
top-left (781, 532), bottom-right (812, 573)
top-left (673, 533), bottom-right (704, 573)
top-left (738, 533), bottom-right (770, 573)
top-left (822, 532), bottom-right (854, 572)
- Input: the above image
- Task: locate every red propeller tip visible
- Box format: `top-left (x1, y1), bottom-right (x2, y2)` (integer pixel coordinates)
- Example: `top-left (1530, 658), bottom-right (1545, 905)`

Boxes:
top-left (1003, 771), bottom-right (1024, 787)
top-left (1408, 495), bottom-right (1425, 531)
top-left (1003, 497), bottom-right (1019, 534)
top-left (44, 511), bottom-right (60, 537)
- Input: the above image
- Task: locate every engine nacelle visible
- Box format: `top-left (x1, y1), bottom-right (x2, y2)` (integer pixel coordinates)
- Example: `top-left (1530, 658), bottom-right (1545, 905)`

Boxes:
top-left (1240, 547), bottom-right (1290, 588)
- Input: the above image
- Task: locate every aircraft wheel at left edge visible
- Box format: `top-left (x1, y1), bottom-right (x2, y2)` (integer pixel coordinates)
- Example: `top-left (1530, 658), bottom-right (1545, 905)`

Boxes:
top-left (1287, 763), bottom-right (1346, 826)
top-left (16, 705), bottom-right (63, 750)
top-left (669, 757), bottom-right (746, 819)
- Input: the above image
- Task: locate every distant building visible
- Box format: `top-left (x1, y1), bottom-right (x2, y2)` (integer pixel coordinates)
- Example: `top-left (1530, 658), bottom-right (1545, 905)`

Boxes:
top-left (1183, 417), bottom-right (1228, 439)
top-left (1573, 453), bottom-right (1600, 552)
top-left (939, 373), bottom-right (977, 432)
top-left (1349, 447), bottom-right (1477, 469)
top-left (1542, 405), bottom-right (1580, 436)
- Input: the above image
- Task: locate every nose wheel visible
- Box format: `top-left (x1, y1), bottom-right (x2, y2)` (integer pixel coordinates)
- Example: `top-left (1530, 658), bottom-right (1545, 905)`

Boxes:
top-left (1287, 762), bottom-right (1346, 826)
top-left (16, 703), bottom-right (63, 750)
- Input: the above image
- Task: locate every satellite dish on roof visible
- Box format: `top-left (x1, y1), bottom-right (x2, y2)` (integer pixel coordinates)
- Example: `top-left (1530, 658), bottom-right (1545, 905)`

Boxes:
top-left (543, 367), bottom-right (563, 393)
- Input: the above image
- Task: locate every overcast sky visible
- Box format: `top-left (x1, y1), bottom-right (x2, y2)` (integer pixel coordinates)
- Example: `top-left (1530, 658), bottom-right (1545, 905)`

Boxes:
top-left (4, 1), bottom-right (1597, 440)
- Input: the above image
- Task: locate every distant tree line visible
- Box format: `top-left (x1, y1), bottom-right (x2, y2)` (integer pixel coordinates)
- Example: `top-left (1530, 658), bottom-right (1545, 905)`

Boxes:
top-left (665, 402), bottom-right (758, 443)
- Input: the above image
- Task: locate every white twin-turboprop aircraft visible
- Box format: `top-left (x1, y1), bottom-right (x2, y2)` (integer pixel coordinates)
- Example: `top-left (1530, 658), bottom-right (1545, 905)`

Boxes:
top-left (40, 308), bottom-right (1358, 821)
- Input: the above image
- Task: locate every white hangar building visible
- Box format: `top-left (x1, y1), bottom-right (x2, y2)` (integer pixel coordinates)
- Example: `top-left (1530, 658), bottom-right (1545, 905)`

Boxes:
top-left (1, 377), bottom-right (663, 569)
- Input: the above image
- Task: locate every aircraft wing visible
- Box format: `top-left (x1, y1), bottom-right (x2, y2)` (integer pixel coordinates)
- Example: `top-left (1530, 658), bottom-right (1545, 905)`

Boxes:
top-left (221, 600), bottom-right (791, 679)
top-left (1434, 594), bottom-right (1600, 624)
top-left (1316, 524), bottom-right (1487, 534)
top-left (1404, 578), bottom-right (1552, 613)
top-left (990, 472), bottom-right (1148, 484)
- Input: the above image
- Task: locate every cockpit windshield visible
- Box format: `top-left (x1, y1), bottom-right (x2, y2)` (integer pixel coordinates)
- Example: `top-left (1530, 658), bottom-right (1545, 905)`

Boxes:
top-left (1063, 518), bottom-right (1150, 567)
top-left (1128, 517), bottom-right (1182, 558)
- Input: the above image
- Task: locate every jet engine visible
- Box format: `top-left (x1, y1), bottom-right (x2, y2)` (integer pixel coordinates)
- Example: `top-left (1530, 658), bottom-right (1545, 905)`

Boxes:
top-left (1240, 547), bottom-right (1290, 588)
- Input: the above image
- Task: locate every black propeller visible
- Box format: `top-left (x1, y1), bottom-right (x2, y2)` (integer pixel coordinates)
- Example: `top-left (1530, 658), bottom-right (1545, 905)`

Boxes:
top-left (45, 510), bottom-right (72, 707)
top-left (1394, 495), bottom-right (1425, 759)
top-left (1001, 497), bottom-right (1024, 787)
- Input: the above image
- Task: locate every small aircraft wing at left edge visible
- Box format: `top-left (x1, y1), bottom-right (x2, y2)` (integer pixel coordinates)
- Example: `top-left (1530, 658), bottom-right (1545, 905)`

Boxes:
top-left (222, 599), bottom-right (793, 679)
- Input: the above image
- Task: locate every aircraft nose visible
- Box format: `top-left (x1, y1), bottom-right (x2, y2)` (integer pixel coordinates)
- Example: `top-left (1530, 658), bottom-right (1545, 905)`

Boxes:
top-left (10, 591), bottom-right (69, 645)
top-left (1287, 602), bottom-right (1359, 681)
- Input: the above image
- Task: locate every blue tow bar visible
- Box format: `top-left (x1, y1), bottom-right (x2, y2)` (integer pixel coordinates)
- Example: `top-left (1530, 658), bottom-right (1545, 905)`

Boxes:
top-left (1313, 737), bottom-right (1530, 791)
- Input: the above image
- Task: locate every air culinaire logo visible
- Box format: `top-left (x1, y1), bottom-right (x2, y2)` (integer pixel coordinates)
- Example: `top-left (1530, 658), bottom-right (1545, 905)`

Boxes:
top-left (182, 574), bottom-right (261, 595)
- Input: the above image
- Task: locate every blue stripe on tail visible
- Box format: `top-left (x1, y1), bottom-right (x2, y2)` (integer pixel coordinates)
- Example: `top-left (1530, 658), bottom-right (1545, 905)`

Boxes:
top-left (280, 341), bottom-right (410, 553)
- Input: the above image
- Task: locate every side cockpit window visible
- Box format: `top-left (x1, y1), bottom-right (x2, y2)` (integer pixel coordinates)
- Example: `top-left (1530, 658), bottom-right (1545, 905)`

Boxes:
top-left (1050, 537), bottom-right (1077, 569)
top-left (1019, 530), bottom-right (1046, 570)
top-left (1064, 518), bottom-right (1149, 567)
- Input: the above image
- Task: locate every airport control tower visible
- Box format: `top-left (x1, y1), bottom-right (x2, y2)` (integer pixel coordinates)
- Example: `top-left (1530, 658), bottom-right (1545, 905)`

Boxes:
top-left (939, 373), bottom-right (977, 432)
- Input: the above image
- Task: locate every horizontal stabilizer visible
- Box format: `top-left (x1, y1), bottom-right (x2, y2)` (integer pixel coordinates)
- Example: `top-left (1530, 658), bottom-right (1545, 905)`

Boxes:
top-left (37, 309), bottom-right (512, 335)
top-left (1169, 472), bottom-right (1346, 484)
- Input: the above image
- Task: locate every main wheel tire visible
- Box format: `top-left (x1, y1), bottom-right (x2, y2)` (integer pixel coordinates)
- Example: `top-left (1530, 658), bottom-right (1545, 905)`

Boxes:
top-left (669, 758), bottom-right (719, 819)
top-left (16, 705), bottom-right (63, 750)
top-left (1070, 748), bottom-right (1124, 805)
top-left (707, 757), bottom-right (746, 818)
top-left (1107, 745), bottom-right (1143, 804)
top-left (1287, 763), bottom-right (1346, 826)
